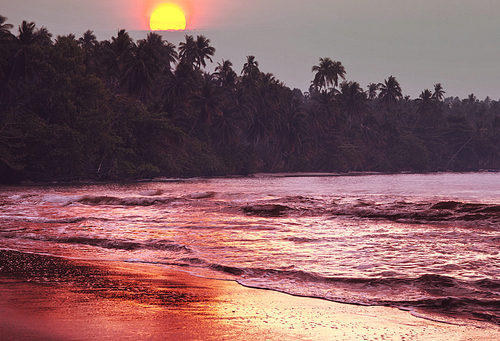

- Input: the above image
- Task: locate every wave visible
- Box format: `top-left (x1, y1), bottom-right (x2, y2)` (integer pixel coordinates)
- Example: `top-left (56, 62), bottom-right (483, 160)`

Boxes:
top-left (77, 195), bottom-right (178, 206)
top-left (12, 190), bottom-right (499, 224)
top-left (204, 263), bottom-right (500, 324)
top-left (336, 200), bottom-right (500, 223)
top-left (55, 237), bottom-right (191, 253)
top-left (0, 215), bottom-right (92, 224)
top-left (254, 198), bottom-right (500, 224)
top-left (1, 233), bottom-right (191, 253)
top-left (242, 204), bottom-right (292, 216)
top-left (2, 245), bottom-right (499, 325)
top-left (69, 192), bottom-right (215, 206)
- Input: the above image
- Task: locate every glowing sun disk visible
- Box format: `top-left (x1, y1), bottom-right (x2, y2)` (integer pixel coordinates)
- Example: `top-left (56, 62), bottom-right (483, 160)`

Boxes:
top-left (150, 3), bottom-right (186, 31)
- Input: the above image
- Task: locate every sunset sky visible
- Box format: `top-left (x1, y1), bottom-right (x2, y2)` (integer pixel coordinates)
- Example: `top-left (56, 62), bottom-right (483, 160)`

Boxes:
top-left (3, 0), bottom-right (500, 99)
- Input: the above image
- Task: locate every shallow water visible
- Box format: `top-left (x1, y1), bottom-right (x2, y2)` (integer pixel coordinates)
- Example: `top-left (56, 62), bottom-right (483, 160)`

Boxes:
top-left (1, 173), bottom-right (500, 322)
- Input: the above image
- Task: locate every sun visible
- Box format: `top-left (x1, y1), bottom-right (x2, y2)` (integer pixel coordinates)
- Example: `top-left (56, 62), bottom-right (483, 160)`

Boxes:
top-left (150, 3), bottom-right (186, 31)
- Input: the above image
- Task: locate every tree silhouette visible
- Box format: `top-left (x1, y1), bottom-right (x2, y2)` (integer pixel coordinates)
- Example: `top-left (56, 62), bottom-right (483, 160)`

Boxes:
top-left (378, 75), bottom-right (402, 107)
top-left (103, 29), bottom-right (134, 86)
top-left (10, 21), bottom-right (52, 82)
top-left (338, 81), bottom-right (368, 124)
top-left (120, 39), bottom-right (159, 102)
top-left (0, 15), bottom-right (13, 100)
top-left (214, 59), bottom-right (237, 89)
top-left (432, 83), bottom-right (445, 101)
top-left (367, 83), bottom-right (379, 100)
top-left (241, 55), bottom-right (260, 83)
top-left (310, 89), bottom-right (339, 125)
top-left (179, 35), bottom-right (215, 70)
top-left (145, 32), bottom-right (178, 73)
top-left (311, 57), bottom-right (346, 90)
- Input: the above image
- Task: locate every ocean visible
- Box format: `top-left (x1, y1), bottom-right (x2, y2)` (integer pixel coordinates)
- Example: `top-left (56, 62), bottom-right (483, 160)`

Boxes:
top-left (1, 173), bottom-right (499, 324)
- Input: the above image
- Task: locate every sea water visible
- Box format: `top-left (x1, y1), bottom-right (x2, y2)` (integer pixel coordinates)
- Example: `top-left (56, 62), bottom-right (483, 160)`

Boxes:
top-left (1, 173), bottom-right (499, 322)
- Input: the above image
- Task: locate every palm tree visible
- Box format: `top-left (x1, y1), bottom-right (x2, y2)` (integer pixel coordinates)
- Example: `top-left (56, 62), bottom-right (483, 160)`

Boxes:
top-left (163, 61), bottom-right (200, 108)
top-left (415, 89), bottom-right (435, 116)
top-left (278, 97), bottom-right (306, 154)
top-left (103, 29), bottom-right (134, 84)
top-left (193, 35), bottom-right (215, 69)
top-left (120, 40), bottom-right (160, 102)
top-left (193, 75), bottom-right (223, 120)
top-left (179, 35), bottom-right (215, 69)
top-left (178, 34), bottom-right (195, 66)
top-left (367, 82), bottom-right (379, 100)
top-left (273, 97), bottom-right (307, 171)
top-left (9, 21), bottom-right (52, 82)
top-left (145, 32), bottom-right (177, 73)
top-left (0, 15), bottom-right (13, 40)
top-left (378, 75), bottom-right (402, 107)
top-left (0, 16), bottom-right (13, 84)
top-left (337, 81), bottom-right (368, 122)
top-left (432, 83), bottom-right (445, 101)
top-left (310, 89), bottom-right (339, 125)
top-left (78, 29), bottom-right (96, 49)
top-left (311, 57), bottom-right (346, 90)
top-left (412, 89), bottom-right (437, 132)
top-left (214, 59), bottom-right (237, 89)
top-left (241, 55), bottom-right (260, 80)
top-left (78, 30), bottom-right (101, 75)
top-left (210, 107), bottom-right (240, 145)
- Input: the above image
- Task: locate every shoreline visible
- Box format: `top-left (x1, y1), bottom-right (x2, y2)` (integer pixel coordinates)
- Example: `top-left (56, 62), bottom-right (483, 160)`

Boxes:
top-left (2, 169), bottom-right (499, 187)
top-left (1, 250), bottom-right (500, 340)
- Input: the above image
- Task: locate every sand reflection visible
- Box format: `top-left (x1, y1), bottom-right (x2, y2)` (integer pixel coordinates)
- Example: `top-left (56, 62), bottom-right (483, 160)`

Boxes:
top-left (2, 249), bottom-right (500, 340)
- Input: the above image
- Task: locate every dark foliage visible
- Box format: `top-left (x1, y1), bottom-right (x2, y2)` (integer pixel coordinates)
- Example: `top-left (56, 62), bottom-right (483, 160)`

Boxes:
top-left (1, 17), bottom-right (500, 184)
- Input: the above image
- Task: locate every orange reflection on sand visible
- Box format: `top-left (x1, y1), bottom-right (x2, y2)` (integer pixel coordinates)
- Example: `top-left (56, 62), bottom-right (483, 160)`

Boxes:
top-left (2, 250), bottom-right (500, 340)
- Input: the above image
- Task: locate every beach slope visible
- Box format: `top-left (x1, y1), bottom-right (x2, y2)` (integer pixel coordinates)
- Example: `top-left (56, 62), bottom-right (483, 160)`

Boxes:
top-left (1, 249), bottom-right (499, 340)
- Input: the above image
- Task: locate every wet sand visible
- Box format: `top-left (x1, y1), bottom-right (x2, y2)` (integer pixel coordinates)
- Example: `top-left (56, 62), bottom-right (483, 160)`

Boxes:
top-left (1, 250), bottom-right (499, 341)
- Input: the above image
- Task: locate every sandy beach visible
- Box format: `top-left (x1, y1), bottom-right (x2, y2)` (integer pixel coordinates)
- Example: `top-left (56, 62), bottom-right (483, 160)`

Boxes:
top-left (0, 250), bottom-right (499, 341)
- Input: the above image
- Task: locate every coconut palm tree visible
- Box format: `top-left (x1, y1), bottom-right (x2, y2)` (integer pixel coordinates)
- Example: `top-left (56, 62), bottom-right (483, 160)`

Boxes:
top-left (190, 75), bottom-right (223, 131)
top-left (432, 83), bottom-right (445, 101)
top-left (214, 59), bottom-right (237, 89)
top-left (337, 81), bottom-right (368, 122)
top-left (9, 21), bottom-right (52, 82)
top-left (210, 107), bottom-right (240, 146)
top-left (415, 89), bottom-right (435, 116)
top-left (367, 82), bottom-right (379, 100)
top-left (378, 75), bottom-right (402, 107)
top-left (103, 29), bottom-right (134, 84)
top-left (0, 16), bottom-right (13, 84)
top-left (412, 89), bottom-right (437, 132)
top-left (193, 35), bottom-right (215, 69)
top-left (311, 57), bottom-right (346, 90)
top-left (163, 61), bottom-right (200, 110)
top-left (310, 89), bottom-right (339, 125)
top-left (178, 34), bottom-right (195, 66)
top-left (120, 39), bottom-right (160, 102)
top-left (277, 97), bottom-right (306, 154)
top-left (78, 30), bottom-right (102, 75)
top-left (0, 15), bottom-right (13, 40)
top-left (145, 32), bottom-right (177, 73)
top-left (78, 29), bottom-right (96, 49)
top-left (179, 35), bottom-right (215, 70)
top-left (241, 55), bottom-right (260, 80)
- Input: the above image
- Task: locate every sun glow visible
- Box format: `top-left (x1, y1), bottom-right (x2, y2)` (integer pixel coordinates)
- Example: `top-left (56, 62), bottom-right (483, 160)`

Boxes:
top-left (150, 3), bottom-right (186, 31)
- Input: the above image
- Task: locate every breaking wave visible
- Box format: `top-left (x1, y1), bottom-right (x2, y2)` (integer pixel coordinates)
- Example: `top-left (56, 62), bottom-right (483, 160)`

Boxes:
top-left (53, 237), bottom-right (191, 253)
top-left (205, 263), bottom-right (500, 324)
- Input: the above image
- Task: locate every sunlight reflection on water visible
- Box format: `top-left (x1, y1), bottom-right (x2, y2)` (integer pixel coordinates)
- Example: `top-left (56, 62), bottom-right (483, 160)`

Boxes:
top-left (1, 172), bottom-right (500, 308)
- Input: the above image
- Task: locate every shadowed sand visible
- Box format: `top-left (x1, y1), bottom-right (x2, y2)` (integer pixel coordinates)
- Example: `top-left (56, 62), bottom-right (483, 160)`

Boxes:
top-left (1, 250), bottom-right (499, 340)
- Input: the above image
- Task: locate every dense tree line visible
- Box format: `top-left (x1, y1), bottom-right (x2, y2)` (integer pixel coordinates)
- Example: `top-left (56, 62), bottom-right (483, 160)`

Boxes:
top-left (1, 16), bottom-right (500, 183)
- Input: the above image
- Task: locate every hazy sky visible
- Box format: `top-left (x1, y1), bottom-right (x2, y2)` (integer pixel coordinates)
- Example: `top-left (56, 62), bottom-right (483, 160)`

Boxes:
top-left (3, 1), bottom-right (500, 99)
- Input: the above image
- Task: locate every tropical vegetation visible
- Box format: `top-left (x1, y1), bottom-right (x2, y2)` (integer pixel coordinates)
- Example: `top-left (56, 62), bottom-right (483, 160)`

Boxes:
top-left (2, 16), bottom-right (500, 183)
